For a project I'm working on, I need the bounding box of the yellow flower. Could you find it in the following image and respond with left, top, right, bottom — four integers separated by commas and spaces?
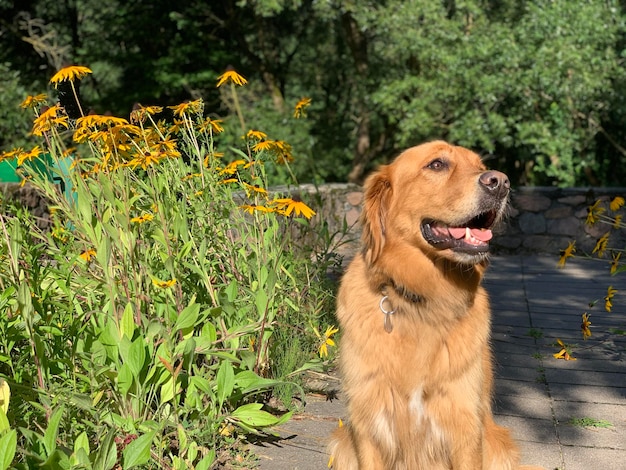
17, 146, 44, 165
216, 69, 248, 88
240, 204, 272, 215
32, 104, 67, 136
553, 338, 576, 361
130, 105, 163, 124
252, 140, 277, 153
246, 129, 267, 141
293, 97, 312, 118
0, 148, 22, 163
273, 198, 316, 219
152, 278, 176, 288
613, 214, 623, 229
20, 93, 48, 109
586, 199, 605, 226
605, 285, 617, 312
592, 232, 610, 258
581, 313, 592, 340
220, 178, 238, 185
610, 196, 624, 212
272, 140, 294, 164
128, 150, 165, 170
168, 99, 203, 117
130, 213, 154, 224
197, 117, 224, 134
610, 252, 622, 274
79, 249, 96, 262
219, 159, 246, 175
315, 325, 339, 358
243, 182, 268, 196
49, 65, 92, 86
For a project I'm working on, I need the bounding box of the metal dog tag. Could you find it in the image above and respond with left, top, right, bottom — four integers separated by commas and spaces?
379, 295, 396, 334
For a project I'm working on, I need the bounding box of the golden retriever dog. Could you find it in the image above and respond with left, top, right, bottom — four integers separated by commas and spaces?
329, 141, 543, 470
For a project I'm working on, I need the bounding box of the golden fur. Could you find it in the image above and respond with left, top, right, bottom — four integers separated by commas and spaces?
329, 141, 544, 470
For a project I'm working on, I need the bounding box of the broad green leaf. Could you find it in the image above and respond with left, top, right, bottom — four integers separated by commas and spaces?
122, 431, 155, 469
117, 363, 134, 395
0, 379, 9, 415
174, 303, 200, 332
160, 376, 180, 405
0, 430, 17, 470
120, 302, 135, 339
74, 431, 90, 455
230, 403, 292, 428
126, 337, 146, 379
254, 288, 269, 320
93, 431, 117, 470
0, 410, 9, 434
235, 370, 286, 394
195, 451, 215, 470
43, 405, 64, 457
216, 360, 234, 407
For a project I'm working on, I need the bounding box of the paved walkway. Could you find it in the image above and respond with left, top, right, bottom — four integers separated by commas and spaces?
251, 255, 626, 470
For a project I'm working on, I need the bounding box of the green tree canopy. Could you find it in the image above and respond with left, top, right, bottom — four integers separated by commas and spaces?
1, 0, 625, 186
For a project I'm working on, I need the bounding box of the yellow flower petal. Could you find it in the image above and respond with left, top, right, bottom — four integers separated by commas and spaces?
50, 65, 92, 86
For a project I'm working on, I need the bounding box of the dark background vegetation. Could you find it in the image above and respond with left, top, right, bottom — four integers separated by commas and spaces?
2, 0, 626, 187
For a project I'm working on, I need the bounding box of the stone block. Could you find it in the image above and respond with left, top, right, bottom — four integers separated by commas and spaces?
512, 193, 552, 212
546, 216, 580, 236
518, 212, 546, 234
345, 191, 363, 207
544, 206, 572, 219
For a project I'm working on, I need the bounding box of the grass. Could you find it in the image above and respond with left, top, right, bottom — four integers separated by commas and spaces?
568, 417, 613, 429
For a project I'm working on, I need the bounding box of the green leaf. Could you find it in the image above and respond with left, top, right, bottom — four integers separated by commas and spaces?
122, 431, 155, 469
254, 288, 269, 320
0, 410, 9, 434
0, 429, 16, 470
43, 405, 64, 457
175, 303, 200, 332
93, 431, 117, 470
216, 360, 234, 407
230, 403, 292, 429
126, 337, 146, 379
74, 431, 90, 455
120, 302, 135, 339
195, 451, 215, 470
117, 363, 134, 396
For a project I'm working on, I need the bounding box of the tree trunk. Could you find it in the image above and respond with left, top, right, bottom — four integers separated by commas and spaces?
342, 12, 376, 184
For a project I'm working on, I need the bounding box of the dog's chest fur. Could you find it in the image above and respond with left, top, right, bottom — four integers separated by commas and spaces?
337, 255, 491, 454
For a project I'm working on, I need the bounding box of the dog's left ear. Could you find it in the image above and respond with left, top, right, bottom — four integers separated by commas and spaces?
361, 166, 392, 265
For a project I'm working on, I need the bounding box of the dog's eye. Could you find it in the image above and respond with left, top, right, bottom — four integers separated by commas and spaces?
426, 158, 448, 171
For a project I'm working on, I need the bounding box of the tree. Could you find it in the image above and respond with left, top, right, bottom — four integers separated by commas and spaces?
1, 0, 626, 186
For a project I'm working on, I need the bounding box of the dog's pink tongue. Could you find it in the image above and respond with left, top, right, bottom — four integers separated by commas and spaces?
449, 227, 493, 242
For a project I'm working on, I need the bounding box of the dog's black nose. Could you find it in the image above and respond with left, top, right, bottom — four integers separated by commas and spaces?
479, 171, 510, 198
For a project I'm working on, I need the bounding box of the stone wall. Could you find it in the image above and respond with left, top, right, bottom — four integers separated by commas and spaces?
298, 183, 626, 256
3, 182, 625, 256
0, 183, 51, 229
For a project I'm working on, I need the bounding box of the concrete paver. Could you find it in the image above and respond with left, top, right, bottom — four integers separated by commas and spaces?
251, 255, 626, 469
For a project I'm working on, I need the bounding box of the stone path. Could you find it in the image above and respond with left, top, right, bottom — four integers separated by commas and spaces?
250, 255, 626, 470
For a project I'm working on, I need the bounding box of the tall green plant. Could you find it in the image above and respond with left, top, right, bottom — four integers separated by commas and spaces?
0, 65, 338, 469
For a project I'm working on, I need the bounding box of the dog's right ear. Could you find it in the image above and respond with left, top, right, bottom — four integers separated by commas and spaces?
361, 165, 392, 265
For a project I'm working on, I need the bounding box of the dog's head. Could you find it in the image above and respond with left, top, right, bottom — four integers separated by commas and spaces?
361, 140, 509, 266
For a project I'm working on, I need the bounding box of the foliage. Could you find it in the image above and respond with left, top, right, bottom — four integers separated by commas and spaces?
2, 1, 626, 186
0, 67, 339, 468
0, 63, 32, 154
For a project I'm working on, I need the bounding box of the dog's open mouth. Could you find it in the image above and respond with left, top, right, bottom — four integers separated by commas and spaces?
421, 210, 498, 253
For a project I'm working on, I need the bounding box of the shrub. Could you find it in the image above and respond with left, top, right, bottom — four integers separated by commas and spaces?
0, 66, 339, 469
